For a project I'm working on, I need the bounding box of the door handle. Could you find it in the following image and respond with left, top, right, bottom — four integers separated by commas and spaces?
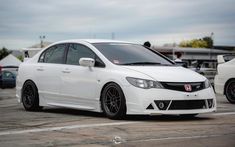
37, 69, 44, 71
62, 70, 71, 73
36, 66, 44, 71
62, 68, 71, 73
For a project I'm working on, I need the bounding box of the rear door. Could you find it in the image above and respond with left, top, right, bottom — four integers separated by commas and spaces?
35, 44, 67, 103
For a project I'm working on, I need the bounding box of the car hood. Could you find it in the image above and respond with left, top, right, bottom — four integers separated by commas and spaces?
122, 66, 206, 82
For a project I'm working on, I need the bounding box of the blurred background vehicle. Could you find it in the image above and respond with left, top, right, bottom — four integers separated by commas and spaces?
0, 66, 18, 89
154, 46, 235, 86
214, 55, 235, 103
189, 60, 217, 86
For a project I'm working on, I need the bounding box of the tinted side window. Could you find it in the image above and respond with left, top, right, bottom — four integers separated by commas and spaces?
38, 51, 46, 62
39, 44, 66, 64
66, 44, 95, 65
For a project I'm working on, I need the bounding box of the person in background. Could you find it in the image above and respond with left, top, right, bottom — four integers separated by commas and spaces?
143, 41, 151, 48
24, 51, 29, 58
174, 52, 182, 62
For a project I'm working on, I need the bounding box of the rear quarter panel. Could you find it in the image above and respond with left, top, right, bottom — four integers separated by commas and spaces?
217, 61, 235, 83
16, 62, 37, 102
215, 59, 235, 94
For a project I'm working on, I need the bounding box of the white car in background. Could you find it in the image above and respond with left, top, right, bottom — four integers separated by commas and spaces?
16, 39, 216, 119
215, 55, 235, 103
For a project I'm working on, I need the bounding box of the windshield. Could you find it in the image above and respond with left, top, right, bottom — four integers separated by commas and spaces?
223, 55, 235, 62
93, 43, 173, 66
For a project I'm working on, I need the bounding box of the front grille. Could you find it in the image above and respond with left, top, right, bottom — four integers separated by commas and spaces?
161, 82, 204, 92
169, 100, 206, 110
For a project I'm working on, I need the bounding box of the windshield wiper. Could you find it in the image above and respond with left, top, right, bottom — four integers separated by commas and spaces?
119, 62, 161, 65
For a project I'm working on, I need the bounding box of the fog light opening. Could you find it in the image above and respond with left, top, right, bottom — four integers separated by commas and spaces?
159, 102, 165, 109
154, 100, 170, 110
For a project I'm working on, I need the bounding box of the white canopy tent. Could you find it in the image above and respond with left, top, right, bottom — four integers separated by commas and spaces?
0, 54, 22, 67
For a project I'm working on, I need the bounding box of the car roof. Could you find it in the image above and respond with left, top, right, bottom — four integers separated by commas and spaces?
54, 39, 134, 44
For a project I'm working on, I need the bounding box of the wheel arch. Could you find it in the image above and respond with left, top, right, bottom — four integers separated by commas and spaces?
224, 78, 235, 95
99, 81, 127, 110
100, 81, 119, 102
21, 79, 38, 101
99, 81, 127, 119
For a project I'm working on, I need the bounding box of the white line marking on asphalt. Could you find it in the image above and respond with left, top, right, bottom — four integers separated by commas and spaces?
213, 112, 235, 116
1, 112, 235, 136
0, 121, 137, 136
129, 134, 223, 143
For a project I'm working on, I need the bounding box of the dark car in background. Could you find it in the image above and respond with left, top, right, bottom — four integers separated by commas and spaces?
0, 66, 17, 89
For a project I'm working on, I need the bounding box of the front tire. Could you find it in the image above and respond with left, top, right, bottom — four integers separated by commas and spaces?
225, 80, 235, 104
22, 81, 42, 111
101, 83, 126, 119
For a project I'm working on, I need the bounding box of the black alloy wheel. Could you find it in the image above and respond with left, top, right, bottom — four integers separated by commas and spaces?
22, 81, 42, 111
225, 80, 235, 104
101, 83, 126, 119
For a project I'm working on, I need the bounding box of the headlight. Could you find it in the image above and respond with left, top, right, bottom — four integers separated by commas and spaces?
204, 79, 211, 88
126, 77, 164, 89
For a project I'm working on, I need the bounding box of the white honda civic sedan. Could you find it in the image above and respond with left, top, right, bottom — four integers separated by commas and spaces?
16, 39, 216, 119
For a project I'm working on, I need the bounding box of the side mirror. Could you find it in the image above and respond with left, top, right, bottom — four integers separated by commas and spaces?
174, 61, 188, 68
79, 58, 95, 67
217, 55, 225, 64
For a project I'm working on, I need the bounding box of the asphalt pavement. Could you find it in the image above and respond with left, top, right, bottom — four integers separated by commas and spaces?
0, 88, 235, 147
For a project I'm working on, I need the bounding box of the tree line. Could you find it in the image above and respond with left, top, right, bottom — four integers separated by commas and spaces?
0, 47, 12, 60
0, 47, 23, 61
179, 36, 213, 48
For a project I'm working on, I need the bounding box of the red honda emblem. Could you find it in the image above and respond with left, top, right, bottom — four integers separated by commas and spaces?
184, 84, 192, 92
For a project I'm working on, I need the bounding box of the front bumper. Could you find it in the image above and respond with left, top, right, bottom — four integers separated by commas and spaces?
123, 85, 216, 115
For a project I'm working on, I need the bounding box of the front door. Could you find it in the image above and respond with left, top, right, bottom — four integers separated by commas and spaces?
60, 43, 102, 109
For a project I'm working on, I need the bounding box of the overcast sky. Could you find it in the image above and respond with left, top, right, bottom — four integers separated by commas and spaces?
0, 0, 235, 49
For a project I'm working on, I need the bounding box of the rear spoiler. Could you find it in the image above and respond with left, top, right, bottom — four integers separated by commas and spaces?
0, 66, 18, 73
0, 66, 19, 69
217, 55, 225, 64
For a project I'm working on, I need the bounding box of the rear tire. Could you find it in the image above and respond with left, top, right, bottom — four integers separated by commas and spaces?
101, 83, 126, 119
225, 80, 235, 104
22, 81, 42, 111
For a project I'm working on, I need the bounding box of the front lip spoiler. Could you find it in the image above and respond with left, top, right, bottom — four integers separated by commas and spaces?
145, 108, 216, 116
